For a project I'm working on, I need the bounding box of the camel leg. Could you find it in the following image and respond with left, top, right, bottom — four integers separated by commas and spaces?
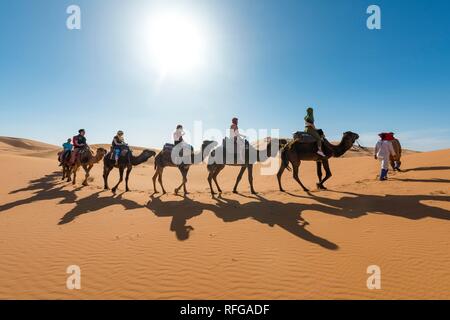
175, 167, 189, 195
125, 166, 132, 192
319, 159, 332, 189
82, 164, 93, 186
316, 161, 326, 190
207, 171, 216, 195
152, 169, 159, 194
233, 166, 247, 193
277, 162, 287, 192
66, 166, 72, 182
213, 171, 222, 193
103, 166, 113, 190
248, 164, 256, 194
292, 162, 309, 192
112, 166, 124, 193
158, 167, 167, 194
182, 168, 189, 195
174, 170, 183, 194
72, 165, 78, 185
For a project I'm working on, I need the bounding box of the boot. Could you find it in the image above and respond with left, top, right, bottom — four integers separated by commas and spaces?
380, 169, 388, 181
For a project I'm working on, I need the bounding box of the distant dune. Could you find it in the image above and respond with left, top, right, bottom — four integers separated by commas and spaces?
0, 136, 417, 161
0, 136, 448, 299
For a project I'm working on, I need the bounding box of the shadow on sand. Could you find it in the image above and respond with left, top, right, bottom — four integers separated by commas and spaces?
146, 193, 339, 249
402, 166, 450, 172
2, 167, 449, 249
0, 172, 76, 212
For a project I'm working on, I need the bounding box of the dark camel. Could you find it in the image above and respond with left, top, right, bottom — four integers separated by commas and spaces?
65, 147, 108, 186
206, 138, 288, 195
277, 131, 359, 192
152, 141, 217, 195
103, 149, 156, 193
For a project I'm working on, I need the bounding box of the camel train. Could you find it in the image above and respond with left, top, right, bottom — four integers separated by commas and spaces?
58, 131, 375, 196
58, 109, 402, 195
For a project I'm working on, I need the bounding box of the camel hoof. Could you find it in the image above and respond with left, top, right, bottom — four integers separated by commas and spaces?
251, 190, 257, 195
316, 184, 327, 190
303, 188, 310, 192
280, 189, 286, 192
233, 190, 238, 194
112, 188, 117, 193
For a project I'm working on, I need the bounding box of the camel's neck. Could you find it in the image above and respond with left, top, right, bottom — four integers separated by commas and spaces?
93, 153, 104, 164
131, 153, 149, 166
324, 138, 354, 158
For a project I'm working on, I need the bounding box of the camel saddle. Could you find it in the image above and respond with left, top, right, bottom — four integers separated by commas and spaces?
292, 129, 325, 143
163, 143, 193, 161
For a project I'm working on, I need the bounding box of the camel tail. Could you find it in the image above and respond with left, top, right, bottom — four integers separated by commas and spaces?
281, 148, 291, 171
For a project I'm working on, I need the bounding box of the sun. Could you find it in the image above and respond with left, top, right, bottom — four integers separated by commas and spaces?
145, 12, 207, 77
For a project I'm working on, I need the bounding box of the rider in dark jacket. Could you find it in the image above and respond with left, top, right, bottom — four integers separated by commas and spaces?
70, 129, 87, 164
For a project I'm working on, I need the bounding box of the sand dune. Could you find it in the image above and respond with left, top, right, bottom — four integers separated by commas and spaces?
0, 137, 449, 299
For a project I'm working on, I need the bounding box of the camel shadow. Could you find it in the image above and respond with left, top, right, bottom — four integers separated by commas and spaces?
391, 178, 450, 184
402, 166, 450, 173
58, 191, 143, 225
147, 195, 204, 241
308, 191, 450, 221
0, 172, 77, 213
146, 193, 339, 250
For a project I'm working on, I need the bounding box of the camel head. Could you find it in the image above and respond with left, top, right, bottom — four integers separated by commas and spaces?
141, 149, 157, 161
91, 147, 108, 164
342, 131, 360, 148
96, 147, 108, 157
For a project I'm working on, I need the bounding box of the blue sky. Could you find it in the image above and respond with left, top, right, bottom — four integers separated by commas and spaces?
1, 0, 449, 151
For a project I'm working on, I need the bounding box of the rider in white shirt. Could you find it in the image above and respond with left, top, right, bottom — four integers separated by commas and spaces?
173, 125, 185, 145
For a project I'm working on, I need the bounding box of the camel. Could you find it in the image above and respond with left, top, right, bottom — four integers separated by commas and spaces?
58, 151, 72, 181
277, 131, 359, 192
206, 138, 288, 195
103, 149, 156, 193
65, 147, 108, 186
390, 138, 402, 171
152, 141, 217, 195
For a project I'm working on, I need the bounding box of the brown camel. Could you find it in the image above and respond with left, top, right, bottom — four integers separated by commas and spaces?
66, 147, 108, 186
277, 131, 359, 192
103, 149, 156, 193
152, 141, 217, 195
206, 138, 288, 195
390, 138, 402, 171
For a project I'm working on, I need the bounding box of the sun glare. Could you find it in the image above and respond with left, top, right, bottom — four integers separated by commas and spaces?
145, 12, 207, 77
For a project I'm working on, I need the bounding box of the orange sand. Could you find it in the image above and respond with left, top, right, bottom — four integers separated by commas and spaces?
0, 137, 449, 299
